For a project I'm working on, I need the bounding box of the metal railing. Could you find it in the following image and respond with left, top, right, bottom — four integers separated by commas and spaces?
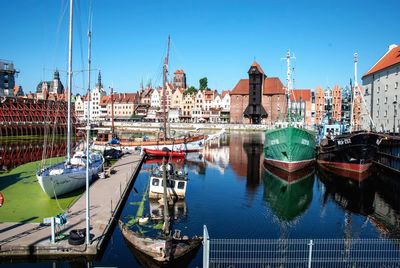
203, 226, 400, 268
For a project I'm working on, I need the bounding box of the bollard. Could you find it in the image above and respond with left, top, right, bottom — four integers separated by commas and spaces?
308, 239, 314, 268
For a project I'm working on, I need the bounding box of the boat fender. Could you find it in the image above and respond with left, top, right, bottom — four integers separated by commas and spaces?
0, 192, 4, 207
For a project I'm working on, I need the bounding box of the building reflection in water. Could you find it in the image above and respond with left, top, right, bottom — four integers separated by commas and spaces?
263, 163, 315, 223
317, 166, 400, 239
228, 132, 264, 197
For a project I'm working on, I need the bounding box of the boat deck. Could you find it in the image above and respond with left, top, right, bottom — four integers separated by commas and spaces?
0, 152, 144, 258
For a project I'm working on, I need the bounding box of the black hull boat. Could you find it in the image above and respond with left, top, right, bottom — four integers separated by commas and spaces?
317, 131, 382, 181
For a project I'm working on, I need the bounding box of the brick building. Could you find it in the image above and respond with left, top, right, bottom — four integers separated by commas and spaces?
230, 61, 286, 125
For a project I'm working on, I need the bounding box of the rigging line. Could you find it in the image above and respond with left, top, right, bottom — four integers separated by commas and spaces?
75, 0, 86, 94
53, 0, 69, 68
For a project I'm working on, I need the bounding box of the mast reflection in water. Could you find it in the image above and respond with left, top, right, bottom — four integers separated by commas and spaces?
2, 132, 400, 268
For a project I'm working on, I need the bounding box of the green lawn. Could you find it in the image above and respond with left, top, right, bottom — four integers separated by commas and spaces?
0, 157, 83, 223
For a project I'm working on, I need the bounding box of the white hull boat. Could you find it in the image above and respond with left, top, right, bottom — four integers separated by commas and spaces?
37, 152, 104, 198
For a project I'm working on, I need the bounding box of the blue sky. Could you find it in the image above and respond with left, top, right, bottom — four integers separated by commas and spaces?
3, 0, 398, 95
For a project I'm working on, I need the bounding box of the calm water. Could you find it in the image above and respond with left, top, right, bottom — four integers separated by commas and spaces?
1, 132, 400, 267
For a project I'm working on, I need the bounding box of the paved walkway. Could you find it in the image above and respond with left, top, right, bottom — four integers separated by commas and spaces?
0, 152, 143, 257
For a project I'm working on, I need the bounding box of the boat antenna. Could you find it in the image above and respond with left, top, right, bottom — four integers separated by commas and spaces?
162, 157, 170, 235
162, 35, 170, 141
66, 0, 74, 163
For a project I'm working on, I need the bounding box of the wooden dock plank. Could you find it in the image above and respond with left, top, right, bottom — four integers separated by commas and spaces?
0, 152, 143, 257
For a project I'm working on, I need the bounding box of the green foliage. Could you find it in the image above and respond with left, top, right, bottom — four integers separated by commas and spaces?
199, 77, 208, 90
185, 86, 197, 95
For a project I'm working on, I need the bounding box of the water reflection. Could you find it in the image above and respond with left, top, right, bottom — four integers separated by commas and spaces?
263, 164, 315, 222
0, 138, 68, 171
317, 166, 400, 239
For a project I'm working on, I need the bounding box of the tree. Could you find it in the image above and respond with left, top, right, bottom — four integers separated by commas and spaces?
185, 86, 197, 95
199, 77, 208, 91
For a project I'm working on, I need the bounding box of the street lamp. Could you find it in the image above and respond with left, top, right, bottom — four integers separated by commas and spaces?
393, 101, 397, 134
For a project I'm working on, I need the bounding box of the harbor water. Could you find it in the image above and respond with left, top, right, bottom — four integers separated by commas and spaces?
0, 131, 399, 267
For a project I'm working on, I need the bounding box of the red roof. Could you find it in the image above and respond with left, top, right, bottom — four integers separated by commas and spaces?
100, 96, 109, 105
221, 90, 230, 98
363, 45, 400, 77
231, 78, 284, 95
174, 69, 185, 74
250, 61, 265, 74
290, 89, 311, 102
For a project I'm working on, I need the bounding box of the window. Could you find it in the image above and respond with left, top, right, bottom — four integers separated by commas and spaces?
396, 82, 399, 89
385, 110, 388, 117
385, 84, 388, 91
178, 181, 185, 189
385, 97, 388, 104
377, 98, 380, 105
377, 86, 380, 94
386, 71, 389, 78
152, 178, 159, 186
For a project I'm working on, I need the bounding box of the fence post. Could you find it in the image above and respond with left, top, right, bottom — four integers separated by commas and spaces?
51, 217, 55, 243
203, 225, 210, 268
308, 239, 314, 268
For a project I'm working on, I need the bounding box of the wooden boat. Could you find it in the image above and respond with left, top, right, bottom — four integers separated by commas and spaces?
144, 148, 186, 158
119, 221, 202, 265
119, 38, 202, 265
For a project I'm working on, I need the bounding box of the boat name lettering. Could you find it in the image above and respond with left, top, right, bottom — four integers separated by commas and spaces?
270, 139, 280, 145
301, 139, 310, 145
337, 138, 351, 145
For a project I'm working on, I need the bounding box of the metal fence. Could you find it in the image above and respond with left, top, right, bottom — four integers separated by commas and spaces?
203, 226, 400, 268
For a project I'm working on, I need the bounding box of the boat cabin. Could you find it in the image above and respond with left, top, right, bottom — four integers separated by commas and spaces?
149, 166, 187, 200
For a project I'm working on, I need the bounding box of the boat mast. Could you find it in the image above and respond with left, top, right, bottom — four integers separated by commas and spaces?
66, 0, 74, 163
286, 50, 293, 125
85, 28, 92, 245
162, 35, 170, 141
162, 158, 170, 235
110, 87, 114, 135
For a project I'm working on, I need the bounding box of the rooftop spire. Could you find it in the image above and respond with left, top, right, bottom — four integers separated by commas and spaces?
97, 71, 102, 88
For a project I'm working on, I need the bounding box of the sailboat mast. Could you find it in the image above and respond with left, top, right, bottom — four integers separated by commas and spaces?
162, 35, 170, 141
286, 50, 292, 124
66, 0, 74, 163
162, 158, 170, 234
85, 29, 92, 245
350, 53, 357, 132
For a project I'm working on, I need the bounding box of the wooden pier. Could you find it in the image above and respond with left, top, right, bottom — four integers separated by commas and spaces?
0, 152, 143, 258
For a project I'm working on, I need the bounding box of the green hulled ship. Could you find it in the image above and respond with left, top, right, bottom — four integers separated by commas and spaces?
264, 50, 315, 172
264, 125, 315, 172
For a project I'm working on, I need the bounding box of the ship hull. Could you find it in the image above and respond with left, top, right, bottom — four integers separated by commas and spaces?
264, 127, 315, 172
37, 154, 104, 198
317, 131, 381, 181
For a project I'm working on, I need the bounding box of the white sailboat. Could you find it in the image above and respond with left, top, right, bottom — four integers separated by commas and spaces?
36, 0, 104, 198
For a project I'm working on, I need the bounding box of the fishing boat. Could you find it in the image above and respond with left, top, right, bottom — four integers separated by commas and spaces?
144, 148, 186, 158
148, 162, 188, 200
36, 0, 104, 198
317, 54, 382, 181
264, 50, 315, 172
119, 155, 201, 265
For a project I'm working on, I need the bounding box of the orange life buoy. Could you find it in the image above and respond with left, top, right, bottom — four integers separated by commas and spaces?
0, 192, 4, 207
